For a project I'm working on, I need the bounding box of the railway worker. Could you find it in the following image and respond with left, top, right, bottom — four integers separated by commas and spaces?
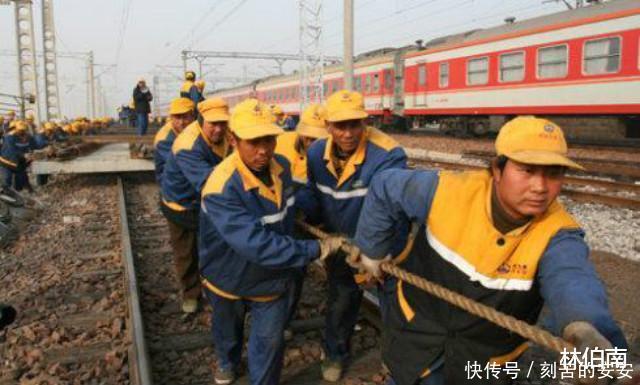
198, 98, 345, 385
270, 104, 294, 131
180, 71, 204, 107
350, 116, 632, 385
2, 111, 16, 133
274, 103, 329, 337
0, 121, 33, 192
53, 122, 69, 142
133, 78, 153, 136
302, 89, 407, 382
160, 97, 231, 314
153, 97, 195, 185
33, 122, 56, 186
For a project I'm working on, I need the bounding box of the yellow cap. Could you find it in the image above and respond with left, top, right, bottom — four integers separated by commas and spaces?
270, 104, 283, 115
7, 111, 15, 116
195, 80, 206, 92
43, 122, 55, 131
185, 71, 196, 81
168, 97, 195, 115
9, 121, 17, 129
495, 116, 584, 170
198, 98, 230, 123
25, 114, 34, 121
230, 99, 284, 140
326, 90, 368, 122
13, 121, 28, 133
62, 124, 72, 133
296, 104, 328, 139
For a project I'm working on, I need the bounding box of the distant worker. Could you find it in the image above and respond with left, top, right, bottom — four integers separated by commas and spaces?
153, 97, 195, 185
270, 104, 295, 131
198, 98, 345, 385
300, 90, 408, 382
351, 116, 634, 385
33, 122, 56, 185
133, 78, 153, 136
2, 111, 16, 133
180, 71, 204, 107
0, 121, 34, 192
160, 98, 231, 314
275, 103, 328, 338
25, 113, 36, 133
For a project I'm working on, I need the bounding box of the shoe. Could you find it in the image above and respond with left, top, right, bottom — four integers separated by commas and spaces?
321, 360, 343, 382
214, 368, 236, 385
181, 298, 198, 313
284, 328, 293, 342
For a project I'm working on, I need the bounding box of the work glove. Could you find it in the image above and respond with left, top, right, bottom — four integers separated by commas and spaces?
345, 244, 390, 280
563, 321, 639, 385
317, 236, 346, 262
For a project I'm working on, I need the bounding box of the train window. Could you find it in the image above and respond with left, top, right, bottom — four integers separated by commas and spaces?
583, 37, 621, 75
365, 74, 372, 93
354, 76, 362, 92
467, 57, 489, 85
323, 83, 329, 97
384, 70, 393, 91
418, 64, 427, 86
439, 62, 449, 88
499, 51, 525, 82
537, 45, 568, 79
373, 74, 380, 92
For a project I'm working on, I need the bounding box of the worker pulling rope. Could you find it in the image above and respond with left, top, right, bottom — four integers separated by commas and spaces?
296, 219, 575, 354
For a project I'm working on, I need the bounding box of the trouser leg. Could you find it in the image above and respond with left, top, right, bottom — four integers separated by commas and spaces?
286, 269, 305, 325
247, 295, 289, 385
206, 290, 245, 372
166, 219, 201, 301
324, 256, 363, 363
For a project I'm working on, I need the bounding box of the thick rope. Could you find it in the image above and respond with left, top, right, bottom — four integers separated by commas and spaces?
298, 220, 574, 353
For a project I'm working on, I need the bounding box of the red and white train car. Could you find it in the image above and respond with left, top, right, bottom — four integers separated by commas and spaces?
403, 0, 640, 138
209, 0, 640, 139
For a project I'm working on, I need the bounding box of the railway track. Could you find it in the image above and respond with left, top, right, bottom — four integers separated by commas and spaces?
118, 175, 384, 385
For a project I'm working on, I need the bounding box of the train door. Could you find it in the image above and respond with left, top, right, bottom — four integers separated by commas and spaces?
413, 61, 427, 107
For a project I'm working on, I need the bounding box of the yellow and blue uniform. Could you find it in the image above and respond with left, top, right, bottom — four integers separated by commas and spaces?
180, 80, 203, 106
0, 132, 34, 190
354, 169, 627, 385
199, 151, 320, 384
275, 131, 307, 186
160, 120, 229, 213
153, 121, 178, 185
302, 126, 407, 363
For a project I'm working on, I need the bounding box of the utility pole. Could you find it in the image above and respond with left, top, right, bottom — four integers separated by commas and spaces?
87, 51, 96, 118
12, 0, 41, 125
41, 0, 61, 120
298, 0, 324, 108
152, 75, 159, 118
343, 0, 354, 91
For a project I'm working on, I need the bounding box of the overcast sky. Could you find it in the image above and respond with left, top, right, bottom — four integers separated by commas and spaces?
0, 0, 568, 119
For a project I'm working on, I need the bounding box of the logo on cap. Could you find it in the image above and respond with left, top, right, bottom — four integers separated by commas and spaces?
253, 104, 262, 115
341, 93, 351, 102
543, 124, 555, 133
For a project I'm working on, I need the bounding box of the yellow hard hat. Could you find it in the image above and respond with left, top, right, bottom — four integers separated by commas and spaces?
7, 110, 15, 117
168, 97, 195, 115
198, 98, 230, 123
495, 116, 583, 170
270, 104, 283, 115
326, 90, 368, 122
185, 71, 196, 81
62, 124, 72, 133
297, 104, 328, 139
230, 99, 283, 140
195, 80, 206, 92
25, 114, 34, 122
43, 122, 55, 131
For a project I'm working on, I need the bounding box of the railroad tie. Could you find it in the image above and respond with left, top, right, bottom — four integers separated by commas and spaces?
296, 220, 575, 354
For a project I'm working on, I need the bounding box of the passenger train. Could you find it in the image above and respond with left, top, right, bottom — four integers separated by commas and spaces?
208, 0, 640, 139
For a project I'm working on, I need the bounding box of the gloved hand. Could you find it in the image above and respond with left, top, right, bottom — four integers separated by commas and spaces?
562, 321, 638, 385
317, 236, 346, 262
345, 245, 390, 280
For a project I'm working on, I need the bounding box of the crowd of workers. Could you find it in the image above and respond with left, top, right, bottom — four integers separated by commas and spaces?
151, 71, 636, 385
0, 112, 113, 192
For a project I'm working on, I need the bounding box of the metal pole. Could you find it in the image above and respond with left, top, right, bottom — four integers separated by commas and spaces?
343, 0, 354, 91
88, 51, 96, 119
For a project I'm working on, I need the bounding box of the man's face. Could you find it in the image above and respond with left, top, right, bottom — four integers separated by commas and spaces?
170, 112, 194, 133
202, 121, 228, 144
298, 135, 316, 152
493, 159, 566, 219
138, 81, 146, 88
328, 119, 365, 154
231, 135, 276, 172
